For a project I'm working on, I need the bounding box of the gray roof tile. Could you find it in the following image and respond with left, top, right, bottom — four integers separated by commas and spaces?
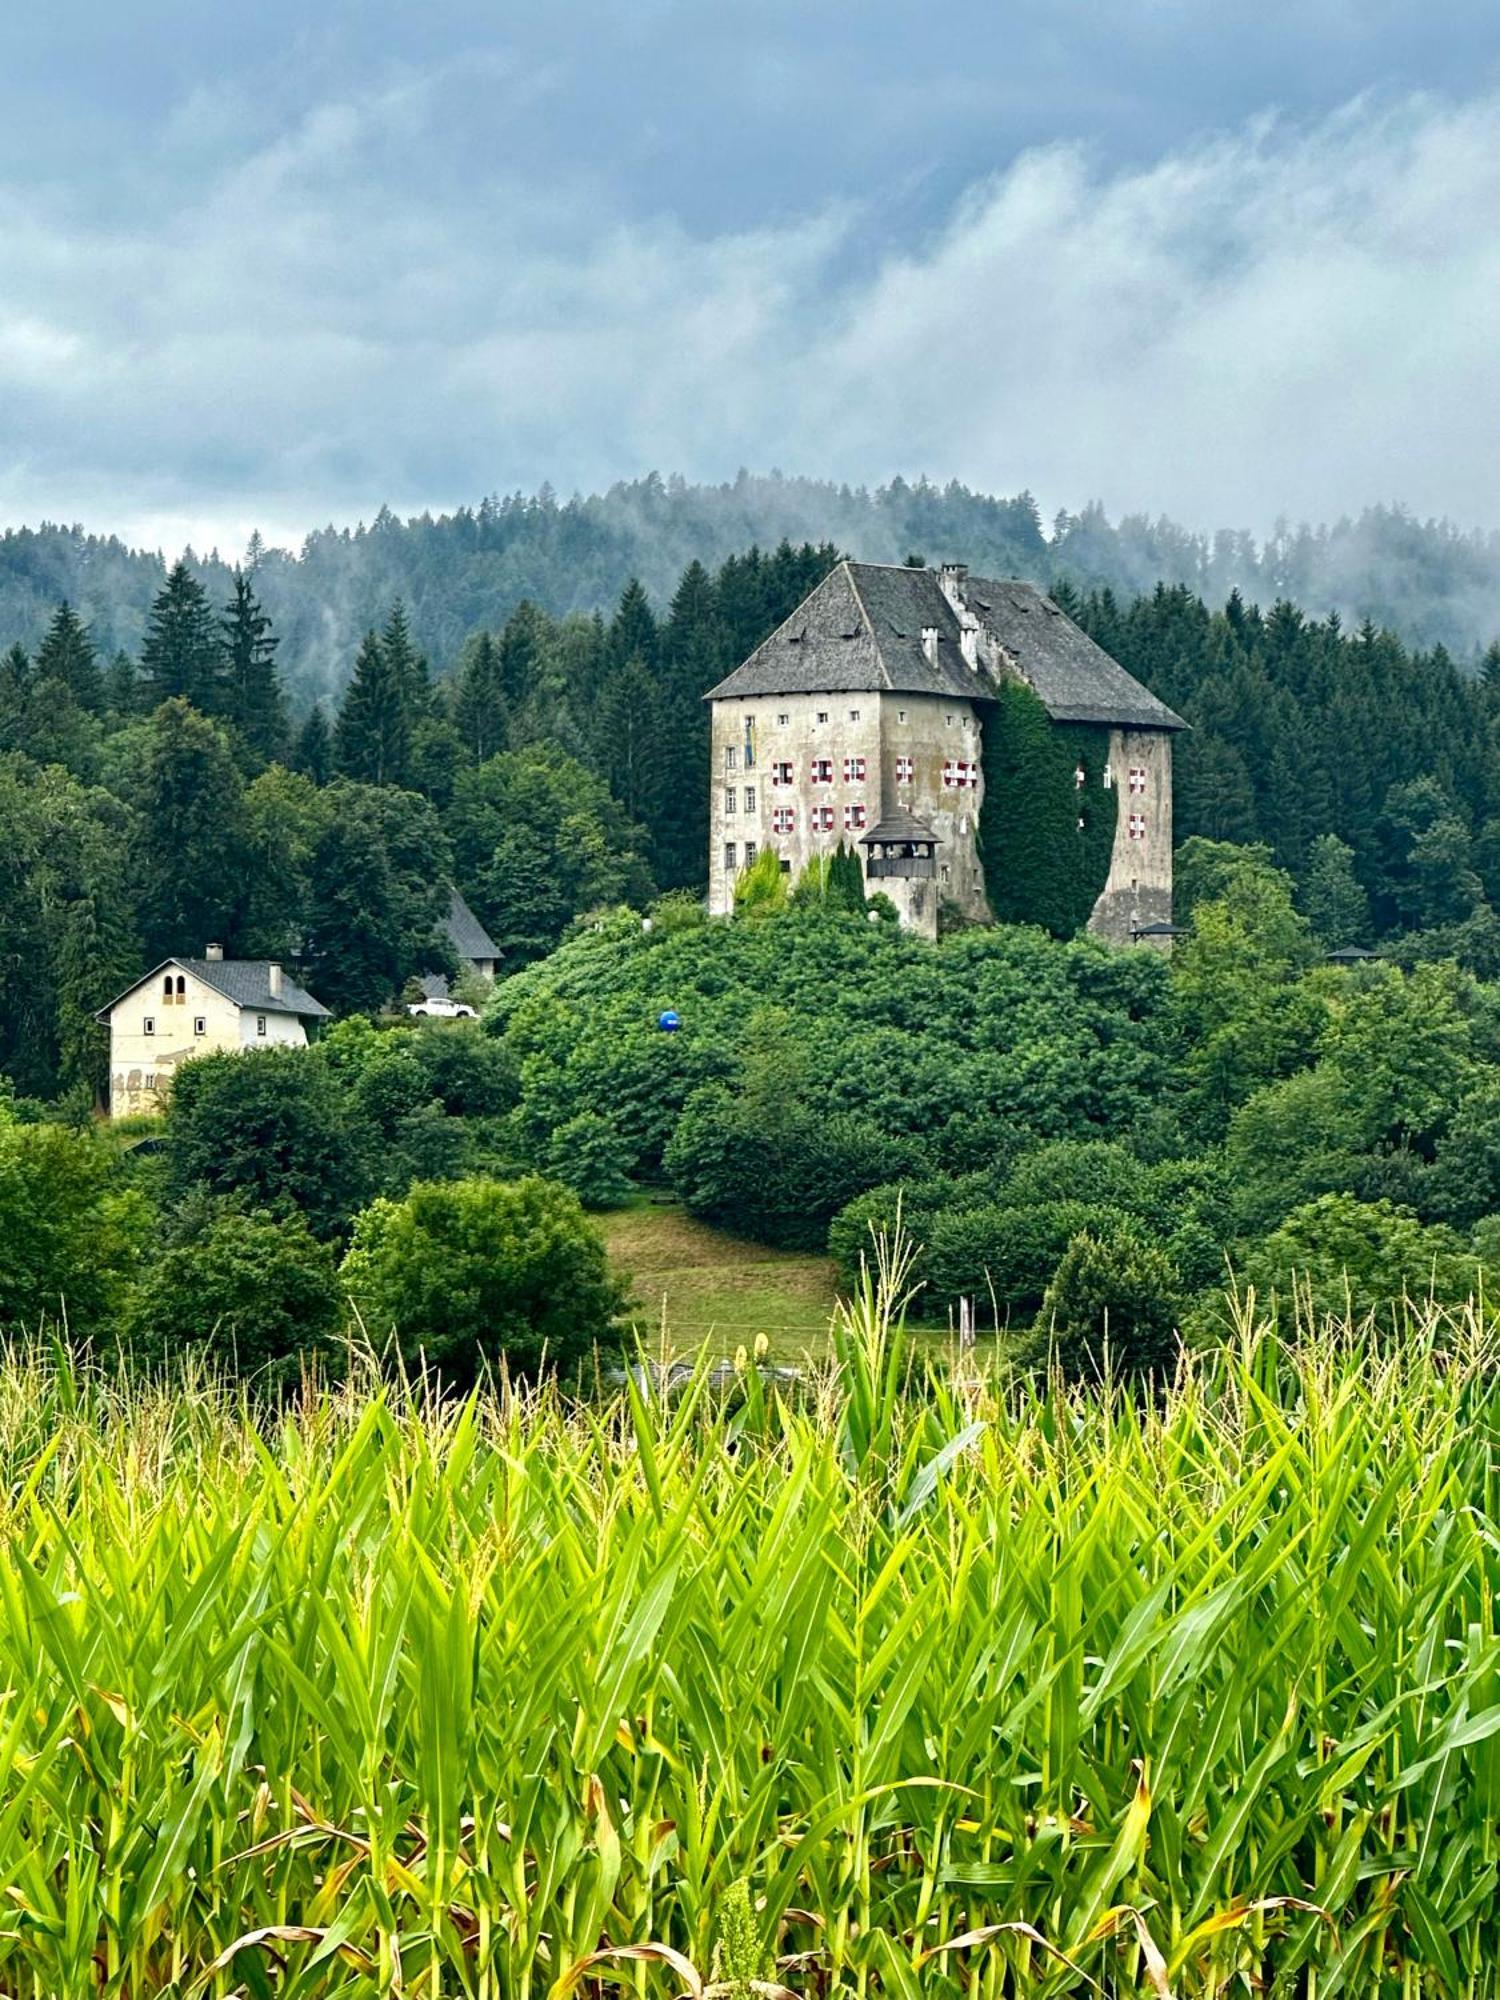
705, 561, 1185, 732
445, 887, 500, 963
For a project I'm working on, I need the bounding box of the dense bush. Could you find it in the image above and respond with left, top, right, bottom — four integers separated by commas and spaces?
121, 1208, 344, 1382
1242, 1192, 1481, 1326
0, 1114, 146, 1332
339, 1173, 626, 1381
1032, 1226, 1185, 1380
925, 1198, 1139, 1322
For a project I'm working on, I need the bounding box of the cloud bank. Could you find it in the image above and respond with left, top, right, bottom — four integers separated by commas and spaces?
2, 72, 1499, 554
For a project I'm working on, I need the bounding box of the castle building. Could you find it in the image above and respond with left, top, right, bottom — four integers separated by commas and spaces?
705, 561, 1185, 941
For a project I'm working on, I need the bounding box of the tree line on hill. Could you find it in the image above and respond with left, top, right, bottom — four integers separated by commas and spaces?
8, 475, 1500, 706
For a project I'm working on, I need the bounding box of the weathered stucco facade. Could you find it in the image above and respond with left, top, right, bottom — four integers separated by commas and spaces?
707, 689, 987, 937
1089, 727, 1175, 945
706, 561, 1185, 945
99, 954, 328, 1117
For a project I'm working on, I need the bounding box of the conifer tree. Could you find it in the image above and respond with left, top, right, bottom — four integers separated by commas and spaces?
379, 599, 431, 717
1301, 833, 1372, 949
34, 602, 103, 713
220, 568, 287, 769
335, 631, 410, 786
105, 651, 138, 718
139, 560, 225, 712
293, 705, 333, 784
453, 631, 508, 762
827, 841, 868, 913
607, 578, 658, 672
498, 601, 548, 707
134, 699, 246, 962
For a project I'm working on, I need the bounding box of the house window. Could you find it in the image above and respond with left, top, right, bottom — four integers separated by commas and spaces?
945, 713, 954, 727
811, 805, 835, 833
810, 758, 833, 785
848, 708, 861, 722
940, 865, 951, 885
777, 712, 789, 726
162, 976, 173, 1002
176, 975, 186, 999
1129, 767, 1148, 795
194, 1016, 206, 1036
843, 802, 867, 832
842, 755, 866, 784
143, 1015, 155, 1035
816, 710, 829, 724
772, 805, 796, 835
743, 785, 756, 812
1075, 764, 1087, 789
256, 1014, 267, 1036
743, 720, 756, 769
724, 787, 737, 815
744, 840, 757, 865
725, 745, 738, 771
1103, 766, 1113, 789
898, 709, 908, 723
942, 759, 978, 789
145, 1073, 156, 1091
772, 759, 794, 786
724, 843, 737, 872
1128, 812, 1147, 841
896, 754, 914, 785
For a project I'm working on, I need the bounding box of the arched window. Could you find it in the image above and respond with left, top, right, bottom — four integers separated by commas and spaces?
176, 974, 186, 999
163, 976, 174, 1003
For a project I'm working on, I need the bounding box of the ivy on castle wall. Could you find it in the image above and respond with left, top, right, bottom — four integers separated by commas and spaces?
979, 680, 1117, 936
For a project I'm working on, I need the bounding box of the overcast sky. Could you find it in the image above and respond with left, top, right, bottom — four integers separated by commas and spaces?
3, 2, 1499, 556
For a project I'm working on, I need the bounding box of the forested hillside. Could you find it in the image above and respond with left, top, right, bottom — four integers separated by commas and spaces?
7, 474, 1500, 704
10, 531, 1500, 1110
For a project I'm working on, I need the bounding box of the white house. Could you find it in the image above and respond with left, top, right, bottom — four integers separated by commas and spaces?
96, 944, 330, 1118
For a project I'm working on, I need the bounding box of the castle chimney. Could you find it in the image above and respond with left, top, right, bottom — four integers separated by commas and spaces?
267, 962, 283, 998
205, 942, 224, 962
939, 561, 969, 609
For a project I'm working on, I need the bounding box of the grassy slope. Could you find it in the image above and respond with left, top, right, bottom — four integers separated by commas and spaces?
599, 1197, 841, 1363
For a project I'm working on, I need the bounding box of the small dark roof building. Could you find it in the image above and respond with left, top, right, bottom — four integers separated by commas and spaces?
445, 888, 500, 971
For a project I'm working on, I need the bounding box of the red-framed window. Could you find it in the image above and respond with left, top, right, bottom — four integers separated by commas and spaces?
942, 759, 977, 789
842, 755, 866, 784
843, 802, 867, 832
771, 760, 794, 787
1128, 811, 1147, 840
810, 758, 834, 785
895, 754, 914, 785
811, 804, 835, 833
1129, 767, 1148, 795
772, 805, 796, 835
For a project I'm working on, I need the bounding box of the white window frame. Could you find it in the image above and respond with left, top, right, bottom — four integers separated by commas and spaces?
143, 1015, 155, 1035
194, 1015, 206, 1036
725, 787, 737, 815
743, 784, 756, 812
725, 744, 738, 770
256, 1014, 267, 1036
810, 758, 834, 785
724, 842, 737, 872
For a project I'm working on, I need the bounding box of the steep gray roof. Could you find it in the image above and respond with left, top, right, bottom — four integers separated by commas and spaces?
444, 887, 500, 964
705, 561, 1185, 732
96, 958, 330, 1022
960, 575, 1186, 731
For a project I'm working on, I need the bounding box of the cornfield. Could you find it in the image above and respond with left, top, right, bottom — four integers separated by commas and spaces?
0, 1262, 1495, 1997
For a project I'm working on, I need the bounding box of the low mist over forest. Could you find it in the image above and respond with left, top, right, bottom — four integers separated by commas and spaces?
6, 472, 1500, 705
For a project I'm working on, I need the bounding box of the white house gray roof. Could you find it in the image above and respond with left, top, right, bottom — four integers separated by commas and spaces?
445, 887, 500, 963
705, 561, 1185, 732
96, 957, 330, 1022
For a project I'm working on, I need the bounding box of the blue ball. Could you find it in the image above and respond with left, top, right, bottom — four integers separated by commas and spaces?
657, 1010, 681, 1032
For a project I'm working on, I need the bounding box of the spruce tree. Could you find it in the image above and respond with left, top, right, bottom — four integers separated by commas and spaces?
34, 602, 103, 713
220, 568, 287, 769
293, 705, 333, 784
498, 601, 548, 707
453, 631, 508, 762
335, 632, 410, 787
607, 578, 658, 672
1301, 833, 1372, 949
105, 651, 138, 718
380, 599, 431, 717
139, 560, 225, 712
134, 699, 246, 962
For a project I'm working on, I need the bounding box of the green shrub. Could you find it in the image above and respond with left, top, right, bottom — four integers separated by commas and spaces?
926, 1198, 1137, 1321
0, 1116, 148, 1333
340, 1173, 627, 1382
122, 1209, 343, 1383
1032, 1226, 1184, 1381
1243, 1192, 1482, 1325
543, 1111, 635, 1209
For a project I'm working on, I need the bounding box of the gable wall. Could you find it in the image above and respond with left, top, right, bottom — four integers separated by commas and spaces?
106, 967, 307, 1116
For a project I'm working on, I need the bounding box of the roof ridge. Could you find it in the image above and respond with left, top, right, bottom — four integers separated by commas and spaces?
845, 565, 893, 691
